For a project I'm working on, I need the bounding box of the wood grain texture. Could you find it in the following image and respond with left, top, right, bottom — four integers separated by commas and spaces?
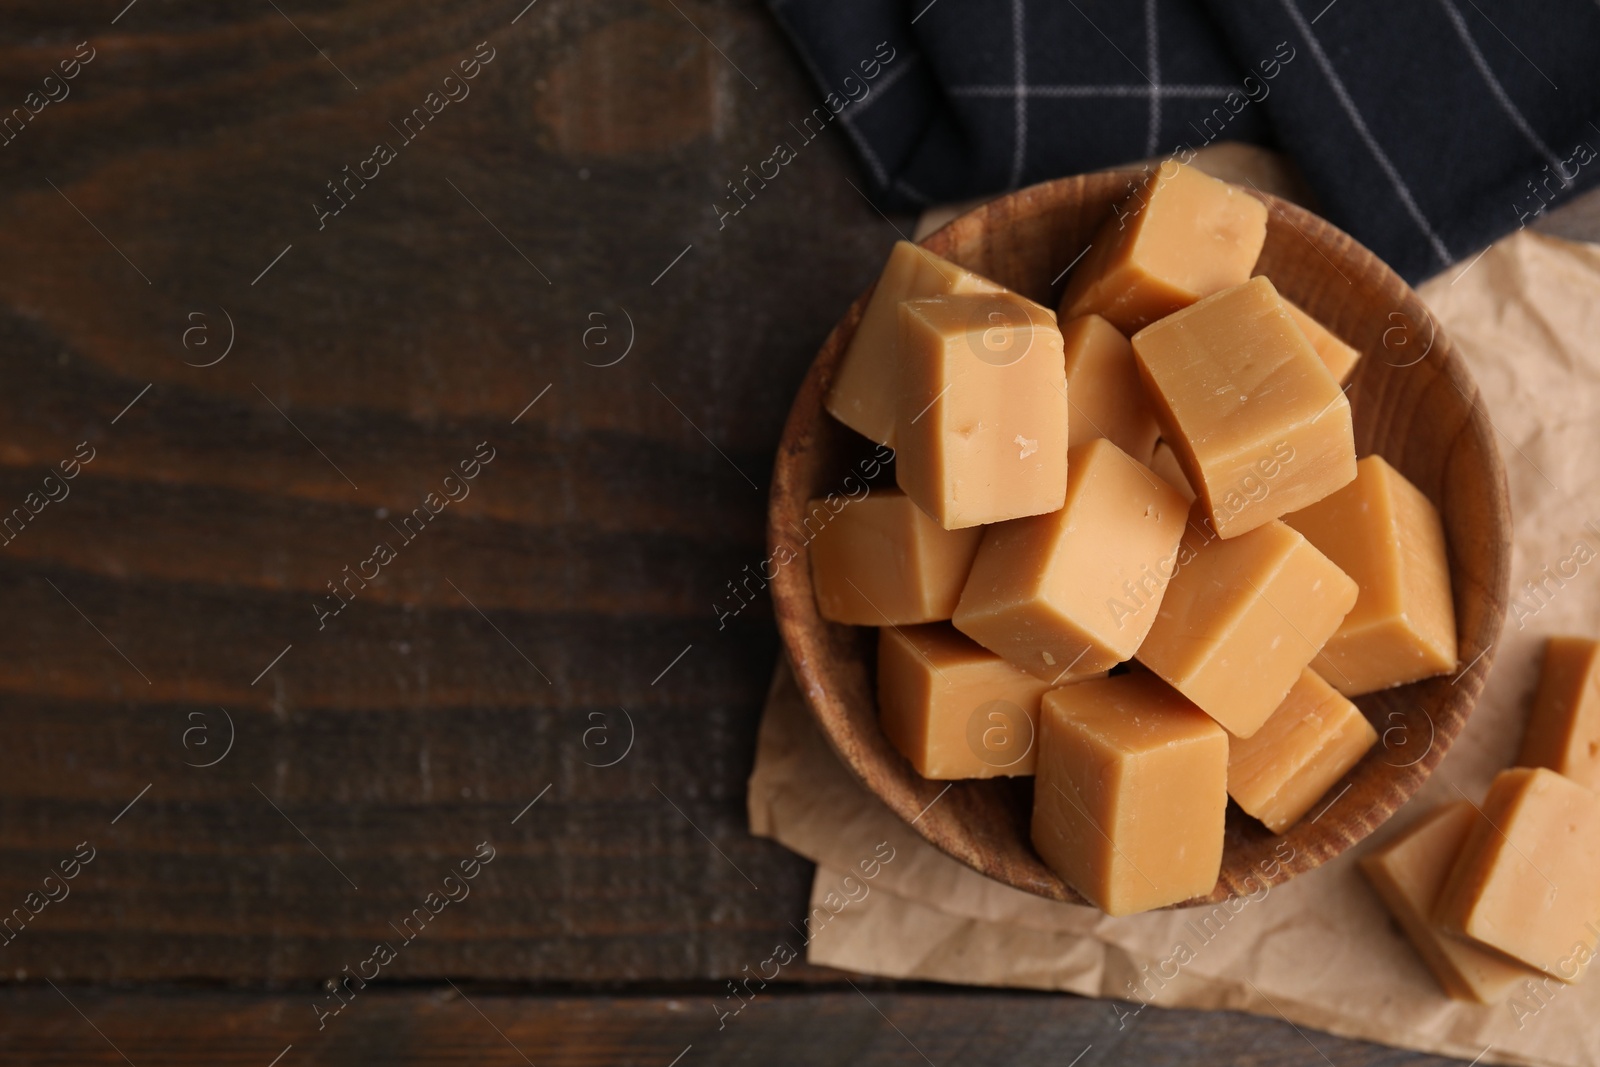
0, 986, 1466, 1066
770, 171, 1512, 905
0, 0, 1531, 1062
0, 0, 903, 983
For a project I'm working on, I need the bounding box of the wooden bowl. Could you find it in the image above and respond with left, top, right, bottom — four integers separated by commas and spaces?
768, 169, 1512, 905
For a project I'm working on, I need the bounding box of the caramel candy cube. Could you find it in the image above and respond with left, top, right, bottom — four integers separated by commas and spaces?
1059, 160, 1267, 333
1137, 519, 1358, 738
1518, 636, 1600, 791
827, 241, 1007, 446
1281, 294, 1361, 385
1285, 455, 1457, 696
895, 293, 1068, 529
808, 489, 983, 626
1359, 802, 1544, 1003
954, 439, 1189, 681
1132, 276, 1357, 539
878, 624, 1057, 779
1227, 669, 1376, 832
1031, 672, 1229, 915
1060, 314, 1160, 461
1148, 440, 1195, 502
1435, 768, 1600, 980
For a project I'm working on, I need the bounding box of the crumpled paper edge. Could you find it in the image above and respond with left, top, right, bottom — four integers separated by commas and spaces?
748, 229, 1600, 1067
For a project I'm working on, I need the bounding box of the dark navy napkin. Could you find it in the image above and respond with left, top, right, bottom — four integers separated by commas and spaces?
765, 0, 1600, 282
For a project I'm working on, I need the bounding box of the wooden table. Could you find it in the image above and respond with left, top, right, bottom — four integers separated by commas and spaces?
3, 2, 1594, 1063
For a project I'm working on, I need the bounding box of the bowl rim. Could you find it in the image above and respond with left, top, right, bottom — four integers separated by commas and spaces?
766, 167, 1512, 907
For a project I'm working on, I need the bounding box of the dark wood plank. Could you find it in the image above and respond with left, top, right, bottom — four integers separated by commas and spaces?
0, 0, 895, 982
0, 0, 1519, 1059
0, 987, 1466, 1066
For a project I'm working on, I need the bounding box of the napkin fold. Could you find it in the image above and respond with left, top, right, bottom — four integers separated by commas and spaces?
765, 0, 1600, 282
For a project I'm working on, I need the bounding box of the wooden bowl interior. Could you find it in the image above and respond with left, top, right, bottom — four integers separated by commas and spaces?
768, 170, 1512, 905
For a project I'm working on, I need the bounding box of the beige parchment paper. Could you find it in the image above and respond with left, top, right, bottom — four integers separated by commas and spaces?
747, 229, 1600, 1067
